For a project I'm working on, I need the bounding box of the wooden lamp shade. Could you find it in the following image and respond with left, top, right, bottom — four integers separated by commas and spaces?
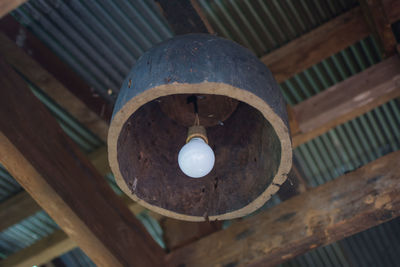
108, 34, 292, 221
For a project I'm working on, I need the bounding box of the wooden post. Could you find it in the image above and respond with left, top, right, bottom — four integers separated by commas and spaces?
0, 59, 165, 266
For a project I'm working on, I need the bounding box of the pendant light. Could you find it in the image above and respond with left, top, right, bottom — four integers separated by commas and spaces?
108, 34, 292, 221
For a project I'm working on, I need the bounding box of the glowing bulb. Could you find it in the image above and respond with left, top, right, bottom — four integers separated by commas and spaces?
178, 138, 215, 178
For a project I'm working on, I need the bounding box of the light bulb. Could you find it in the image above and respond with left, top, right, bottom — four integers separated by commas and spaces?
178, 137, 215, 178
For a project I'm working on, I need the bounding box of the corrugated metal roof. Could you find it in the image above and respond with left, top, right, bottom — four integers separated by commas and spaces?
0, 165, 21, 202
12, 0, 173, 101
1, 0, 399, 266
339, 217, 400, 267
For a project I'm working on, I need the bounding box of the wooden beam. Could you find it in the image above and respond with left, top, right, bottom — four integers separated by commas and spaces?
360, 0, 397, 57
0, 16, 112, 141
292, 55, 400, 147
0, 231, 75, 267
0, 0, 27, 18
287, 105, 301, 135
155, 0, 209, 34
261, 7, 370, 83
166, 150, 400, 267
87, 146, 110, 176
0, 191, 41, 232
0, 145, 161, 234
0, 148, 159, 265
0, 197, 162, 267
190, 0, 215, 34
161, 219, 222, 251
0, 145, 112, 232
0, 59, 165, 266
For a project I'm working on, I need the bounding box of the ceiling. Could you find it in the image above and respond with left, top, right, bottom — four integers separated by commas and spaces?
0, 0, 399, 266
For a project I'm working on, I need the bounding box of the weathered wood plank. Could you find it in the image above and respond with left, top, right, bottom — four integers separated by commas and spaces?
292, 55, 400, 147
360, 0, 397, 57
0, 230, 76, 267
166, 150, 400, 267
0, 59, 165, 266
261, 7, 370, 83
0, 0, 27, 18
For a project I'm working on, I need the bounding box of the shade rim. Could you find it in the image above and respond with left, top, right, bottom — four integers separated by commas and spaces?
108, 81, 292, 221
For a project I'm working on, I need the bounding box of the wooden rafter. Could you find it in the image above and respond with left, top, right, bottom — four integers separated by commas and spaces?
161, 219, 223, 251
292, 55, 400, 147
0, 231, 75, 267
190, 0, 215, 34
0, 0, 27, 18
261, 7, 370, 83
0, 144, 162, 233
0, 59, 165, 266
166, 150, 400, 267
0, 191, 41, 232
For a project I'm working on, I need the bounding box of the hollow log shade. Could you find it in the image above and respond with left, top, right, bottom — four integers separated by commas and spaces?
108, 34, 292, 221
